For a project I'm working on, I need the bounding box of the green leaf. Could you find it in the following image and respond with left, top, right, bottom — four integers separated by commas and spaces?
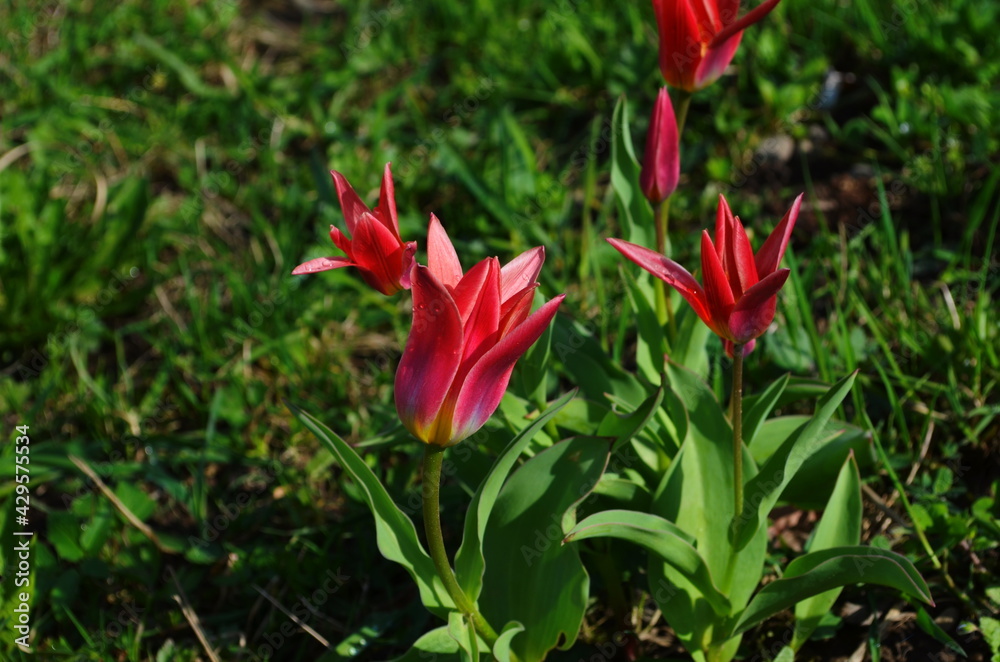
621, 265, 666, 383
448, 611, 479, 662
792, 453, 862, 650
774, 646, 795, 662
732, 371, 858, 550
383, 627, 461, 662
647, 362, 767, 657
670, 305, 712, 379
287, 403, 453, 616
749, 415, 872, 509
599, 387, 663, 453
455, 390, 576, 601
551, 316, 647, 404
565, 510, 730, 615
731, 546, 934, 637
480, 436, 611, 662
742, 373, 790, 447
48, 511, 85, 562
914, 606, 966, 657
493, 621, 526, 662
609, 94, 654, 246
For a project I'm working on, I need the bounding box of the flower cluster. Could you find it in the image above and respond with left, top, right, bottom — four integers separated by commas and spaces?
294, 166, 562, 447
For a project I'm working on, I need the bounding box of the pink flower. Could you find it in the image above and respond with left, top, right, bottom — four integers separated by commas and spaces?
609, 193, 802, 356
640, 87, 681, 206
293, 163, 416, 295
653, 0, 783, 91
395, 216, 564, 447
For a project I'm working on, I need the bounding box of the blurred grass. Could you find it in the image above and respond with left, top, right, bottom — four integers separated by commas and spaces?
0, 0, 998, 659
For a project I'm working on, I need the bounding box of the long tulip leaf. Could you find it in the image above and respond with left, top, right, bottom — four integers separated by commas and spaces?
287, 403, 453, 616
731, 371, 858, 550
564, 510, 731, 616
731, 546, 934, 637
454, 389, 576, 601
792, 453, 862, 649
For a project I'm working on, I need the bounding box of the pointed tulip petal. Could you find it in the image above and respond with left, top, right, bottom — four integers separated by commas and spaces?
714, 194, 736, 259
700, 231, 736, 335
398, 241, 417, 290
499, 285, 537, 334
728, 269, 789, 342
710, 0, 783, 47
352, 211, 408, 295
727, 215, 760, 297
695, 30, 742, 89
500, 246, 545, 304
755, 193, 803, 276
376, 162, 400, 239
448, 295, 564, 444
394, 266, 463, 443
608, 237, 714, 328
653, 0, 703, 90
331, 170, 372, 237
450, 258, 501, 366
291, 256, 354, 275
427, 214, 464, 289
330, 225, 353, 257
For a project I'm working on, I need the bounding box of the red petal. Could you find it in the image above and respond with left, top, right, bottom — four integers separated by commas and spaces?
728, 268, 789, 341
727, 213, 759, 298
330, 225, 353, 257
291, 256, 354, 275
695, 30, 743, 89
498, 285, 537, 336
450, 258, 501, 366
447, 295, 564, 445
500, 246, 545, 304
427, 214, 464, 289
653, 0, 703, 90
755, 193, 803, 276
351, 211, 407, 295
699, 231, 736, 337
710, 0, 782, 47
717, 0, 742, 27
608, 237, 714, 328
375, 162, 400, 240
331, 170, 373, 237
399, 241, 417, 290
394, 266, 464, 444
689, 0, 723, 36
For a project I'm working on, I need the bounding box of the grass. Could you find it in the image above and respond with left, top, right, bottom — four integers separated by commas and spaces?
1, 0, 998, 659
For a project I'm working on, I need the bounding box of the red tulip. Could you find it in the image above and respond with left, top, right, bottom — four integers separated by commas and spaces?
653, 0, 783, 91
395, 216, 564, 447
608, 193, 802, 356
292, 163, 417, 295
640, 87, 681, 206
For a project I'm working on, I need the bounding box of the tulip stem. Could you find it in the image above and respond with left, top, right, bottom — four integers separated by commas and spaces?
732, 345, 745, 518
421, 445, 502, 650
653, 200, 677, 341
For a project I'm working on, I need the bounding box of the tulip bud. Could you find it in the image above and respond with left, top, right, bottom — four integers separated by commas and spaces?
640, 87, 680, 206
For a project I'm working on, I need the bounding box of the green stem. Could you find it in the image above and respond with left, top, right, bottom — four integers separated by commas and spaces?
422, 445, 500, 648
732, 346, 745, 519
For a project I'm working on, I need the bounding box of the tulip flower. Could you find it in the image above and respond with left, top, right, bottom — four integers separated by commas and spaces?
609, 193, 802, 356
640, 87, 681, 206
293, 163, 417, 295
395, 216, 564, 447
653, 0, 783, 91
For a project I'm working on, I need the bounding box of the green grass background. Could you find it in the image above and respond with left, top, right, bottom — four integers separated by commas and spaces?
1, 0, 998, 659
